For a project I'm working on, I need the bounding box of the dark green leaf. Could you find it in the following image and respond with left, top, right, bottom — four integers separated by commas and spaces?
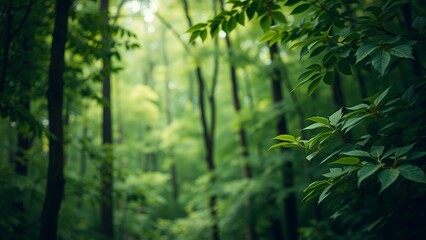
358, 164, 381, 187
370, 146, 385, 158
372, 50, 391, 76
187, 23, 207, 33
388, 45, 414, 59
373, 87, 390, 106
378, 169, 399, 193
399, 164, 426, 183
260, 15, 272, 31
310, 45, 326, 58
322, 71, 334, 85
331, 157, 360, 165
337, 58, 352, 75
344, 150, 371, 157
291, 3, 310, 15
412, 16, 426, 30
236, 12, 245, 25
307, 78, 321, 95
329, 108, 343, 126
355, 43, 378, 63
272, 11, 287, 23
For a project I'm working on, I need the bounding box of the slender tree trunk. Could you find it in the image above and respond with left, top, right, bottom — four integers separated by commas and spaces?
181, 1, 219, 239
217, 1, 256, 239
0, 0, 13, 94
269, 43, 298, 240
100, 0, 114, 238
39, 0, 71, 239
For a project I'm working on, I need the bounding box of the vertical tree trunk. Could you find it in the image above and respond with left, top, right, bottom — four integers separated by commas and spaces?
39, 0, 71, 239
217, 1, 256, 239
0, 0, 13, 94
181, 1, 219, 239
100, 0, 114, 238
269, 43, 298, 240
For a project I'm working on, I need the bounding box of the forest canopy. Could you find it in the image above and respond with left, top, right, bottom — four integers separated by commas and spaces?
0, 0, 425, 239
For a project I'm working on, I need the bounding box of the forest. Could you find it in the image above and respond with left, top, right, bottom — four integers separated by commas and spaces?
1, 0, 426, 239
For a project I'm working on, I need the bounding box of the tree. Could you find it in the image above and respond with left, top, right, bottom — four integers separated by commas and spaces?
100, 0, 114, 238
39, 0, 72, 239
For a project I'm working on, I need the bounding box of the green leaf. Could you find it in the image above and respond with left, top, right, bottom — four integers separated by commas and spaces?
307, 116, 329, 125
322, 71, 335, 85
378, 169, 399, 193
291, 3, 310, 15
388, 45, 414, 59
259, 31, 276, 43
399, 164, 426, 183
227, 17, 237, 32
189, 31, 200, 43
310, 45, 326, 58
318, 185, 332, 204
187, 23, 207, 33
331, 157, 360, 165
346, 103, 369, 111
373, 87, 390, 106
303, 122, 329, 130
344, 150, 371, 157
306, 151, 319, 161
272, 11, 286, 23
260, 15, 272, 31
356, 43, 378, 63
307, 78, 321, 95
273, 134, 296, 142
372, 50, 391, 76
412, 16, 426, 30
236, 12, 245, 25
394, 143, 416, 157
370, 146, 385, 158
337, 58, 352, 75
300, 45, 310, 59
358, 164, 382, 187
200, 29, 207, 41
285, 0, 299, 6
323, 168, 344, 178
329, 108, 343, 126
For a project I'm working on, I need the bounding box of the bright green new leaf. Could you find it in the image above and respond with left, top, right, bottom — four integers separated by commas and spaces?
273, 134, 296, 142
399, 164, 426, 183
388, 45, 414, 59
378, 169, 399, 193
331, 157, 360, 165
372, 50, 391, 75
355, 43, 378, 63
358, 164, 381, 187
307, 116, 329, 125
346, 103, 369, 111
303, 122, 329, 130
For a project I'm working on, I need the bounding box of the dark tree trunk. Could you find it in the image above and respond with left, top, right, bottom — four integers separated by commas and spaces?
269, 43, 298, 240
217, 1, 256, 239
181, 0, 219, 239
39, 0, 71, 239
100, 0, 114, 238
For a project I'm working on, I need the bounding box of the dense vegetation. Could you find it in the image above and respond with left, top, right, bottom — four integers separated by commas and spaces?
0, 0, 425, 239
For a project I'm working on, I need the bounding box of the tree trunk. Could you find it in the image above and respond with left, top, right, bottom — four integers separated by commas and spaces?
100, 0, 114, 238
269, 43, 298, 240
181, 1, 219, 239
39, 0, 71, 239
217, 1, 256, 239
